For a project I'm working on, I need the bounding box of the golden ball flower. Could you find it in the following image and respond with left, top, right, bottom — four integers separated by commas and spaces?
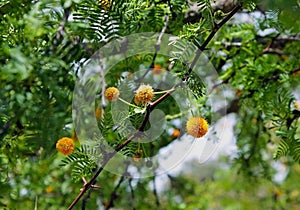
134, 84, 154, 104
56, 137, 75, 155
186, 116, 209, 138
105, 87, 120, 102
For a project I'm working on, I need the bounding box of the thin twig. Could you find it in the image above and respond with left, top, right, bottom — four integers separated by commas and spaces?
128, 178, 136, 210
81, 186, 92, 210
153, 175, 161, 209
186, 3, 242, 79
105, 163, 130, 209
100, 64, 107, 108
34, 195, 38, 210
67, 5, 241, 209
53, 6, 71, 46
135, 14, 169, 83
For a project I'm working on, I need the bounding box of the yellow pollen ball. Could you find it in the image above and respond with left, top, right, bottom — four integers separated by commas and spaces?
56, 137, 75, 155
105, 87, 120, 102
186, 117, 209, 138
134, 84, 154, 104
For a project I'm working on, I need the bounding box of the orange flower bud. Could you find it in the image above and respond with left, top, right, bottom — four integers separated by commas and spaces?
172, 129, 180, 138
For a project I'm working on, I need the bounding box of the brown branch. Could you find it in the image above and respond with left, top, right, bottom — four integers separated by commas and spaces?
128, 178, 136, 210
105, 164, 130, 209
291, 67, 300, 75
67, 5, 241, 209
81, 185, 93, 210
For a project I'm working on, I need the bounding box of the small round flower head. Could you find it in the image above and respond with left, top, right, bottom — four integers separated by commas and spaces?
56, 137, 75, 155
186, 116, 209, 138
134, 84, 154, 104
105, 87, 120, 102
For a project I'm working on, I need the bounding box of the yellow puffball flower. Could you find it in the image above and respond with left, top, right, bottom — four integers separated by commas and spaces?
186, 117, 209, 138
56, 137, 75, 155
105, 87, 120, 102
134, 84, 154, 104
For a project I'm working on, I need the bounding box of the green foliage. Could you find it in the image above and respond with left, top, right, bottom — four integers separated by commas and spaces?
0, 0, 299, 209
61, 146, 99, 182
161, 159, 300, 210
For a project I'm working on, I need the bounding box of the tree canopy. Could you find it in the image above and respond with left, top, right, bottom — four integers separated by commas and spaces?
0, 0, 299, 209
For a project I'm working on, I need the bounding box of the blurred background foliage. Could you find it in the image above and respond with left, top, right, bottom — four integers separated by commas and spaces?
0, 0, 299, 209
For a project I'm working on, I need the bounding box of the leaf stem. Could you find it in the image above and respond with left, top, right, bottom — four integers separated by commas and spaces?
118, 97, 140, 109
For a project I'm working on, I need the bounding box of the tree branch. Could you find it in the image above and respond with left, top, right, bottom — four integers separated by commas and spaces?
105, 164, 130, 209
128, 178, 136, 210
